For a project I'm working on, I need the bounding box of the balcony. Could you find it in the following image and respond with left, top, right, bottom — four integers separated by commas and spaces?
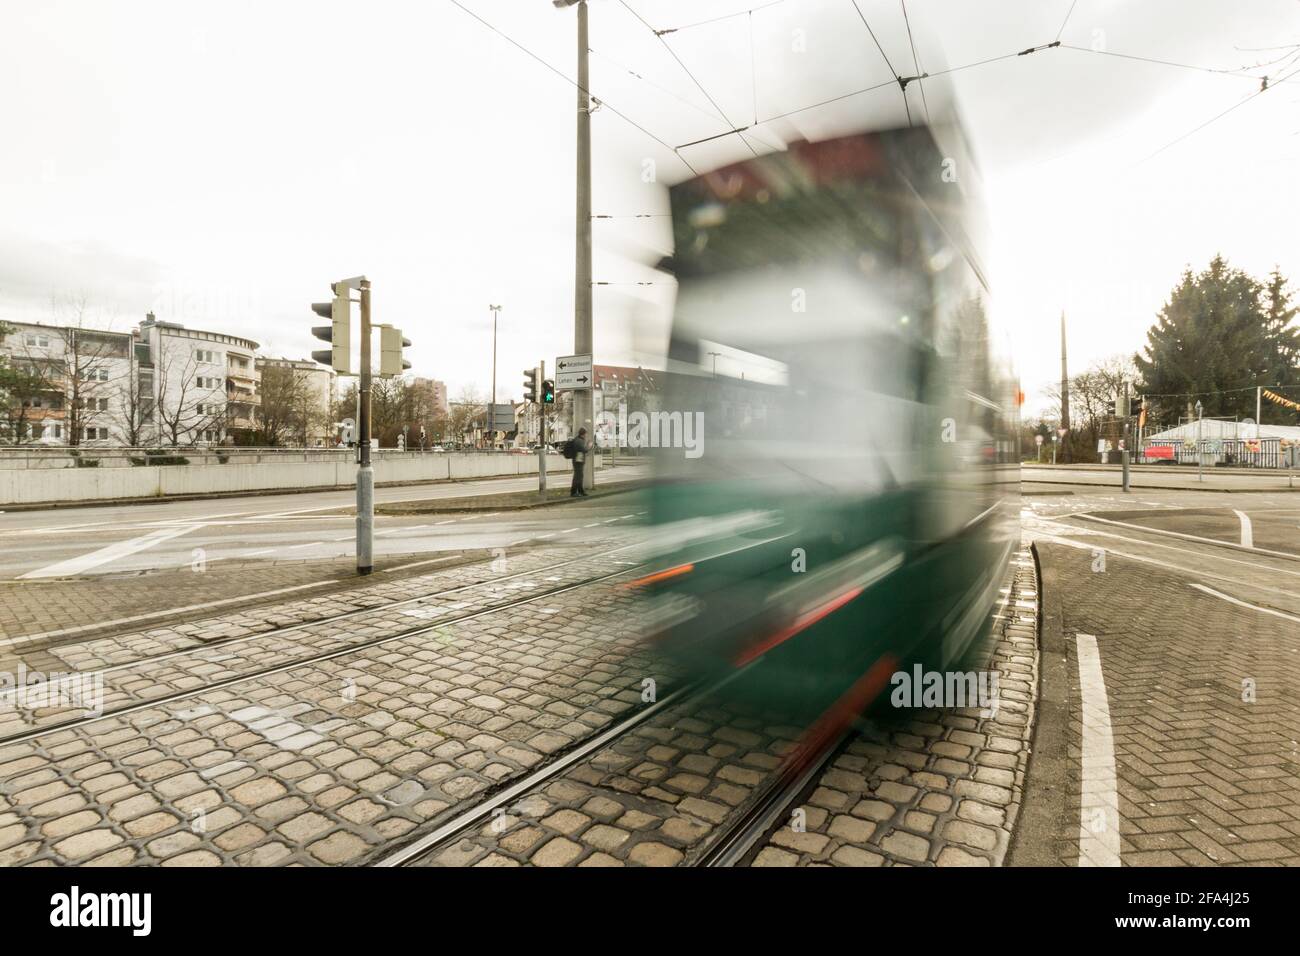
226, 363, 260, 388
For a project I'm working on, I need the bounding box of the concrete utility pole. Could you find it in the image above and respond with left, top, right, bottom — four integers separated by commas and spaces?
1059, 311, 1072, 464
489, 304, 501, 452
573, 0, 594, 490
357, 278, 374, 574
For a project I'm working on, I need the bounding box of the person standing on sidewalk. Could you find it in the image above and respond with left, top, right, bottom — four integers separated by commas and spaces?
569, 427, 590, 498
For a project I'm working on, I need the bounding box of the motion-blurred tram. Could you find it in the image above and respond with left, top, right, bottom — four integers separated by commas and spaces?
631, 122, 1021, 715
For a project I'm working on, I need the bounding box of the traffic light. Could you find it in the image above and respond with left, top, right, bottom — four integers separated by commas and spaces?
1106, 399, 1117, 417
1117, 393, 1131, 418
542, 379, 555, 404
379, 325, 411, 377
311, 284, 351, 374
523, 367, 538, 403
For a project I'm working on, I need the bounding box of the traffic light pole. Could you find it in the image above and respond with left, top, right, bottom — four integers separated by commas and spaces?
357, 279, 374, 575
539, 360, 548, 499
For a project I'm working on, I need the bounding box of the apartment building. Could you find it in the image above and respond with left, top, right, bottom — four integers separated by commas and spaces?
255, 356, 336, 445
410, 378, 450, 418
0, 320, 134, 444
134, 313, 260, 446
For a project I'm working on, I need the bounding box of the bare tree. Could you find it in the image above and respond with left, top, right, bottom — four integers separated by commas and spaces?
256, 364, 312, 446
154, 348, 223, 446
449, 386, 485, 448
0, 298, 127, 445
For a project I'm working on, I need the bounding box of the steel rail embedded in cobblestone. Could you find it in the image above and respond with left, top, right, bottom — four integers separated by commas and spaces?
696, 658, 900, 867
0, 561, 648, 749
697, 730, 850, 867
374, 679, 710, 866
53, 542, 643, 681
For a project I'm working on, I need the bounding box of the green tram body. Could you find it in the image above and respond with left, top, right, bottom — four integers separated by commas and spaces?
634, 126, 1021, 715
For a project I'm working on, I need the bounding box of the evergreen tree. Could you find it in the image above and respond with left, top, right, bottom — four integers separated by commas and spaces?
1263, 268, 1300, 391
1135, 255, 1296, 423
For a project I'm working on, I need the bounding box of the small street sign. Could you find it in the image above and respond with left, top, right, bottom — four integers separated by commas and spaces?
491, 403, 514, 430
556, 370, 592, 390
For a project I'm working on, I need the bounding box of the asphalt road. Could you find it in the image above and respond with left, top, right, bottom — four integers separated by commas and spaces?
0, 467, 649, 580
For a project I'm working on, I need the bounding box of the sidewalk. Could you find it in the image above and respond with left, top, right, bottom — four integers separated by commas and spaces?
1022, 466, 1298, 493
0, 550, 493, 653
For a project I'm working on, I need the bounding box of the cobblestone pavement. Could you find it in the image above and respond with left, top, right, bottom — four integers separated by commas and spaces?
415, 695, 810, 868
409, 548, 1038, 868
747, 547, 1038, 868
0, 553, 462, 649
1031, 536, 1300, 866
0, 543, 680, 866
0, 542, 645, 742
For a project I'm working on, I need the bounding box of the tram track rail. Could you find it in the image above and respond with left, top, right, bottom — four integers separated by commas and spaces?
34, 541, 641, 682
0, 553, 647, 748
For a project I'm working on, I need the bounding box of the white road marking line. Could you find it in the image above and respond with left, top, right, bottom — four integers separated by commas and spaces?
536, 533, 556, 539
1050, 518, 1300, 577
436, 520, 457, 525
1075, 633, 1121, 868
378, 554, 461, 574
1189, 583, 1300, 624
375, 525, 430, 537
242, 548, 276, 556
284, 541, 324, 550
1038, 533, 1300, 601
560, 528, 577, 534
19, 524, 199, 579
1232, 509, 1254, 548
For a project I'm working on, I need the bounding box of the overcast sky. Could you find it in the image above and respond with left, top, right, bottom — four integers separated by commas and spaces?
2, 0, 1297, 412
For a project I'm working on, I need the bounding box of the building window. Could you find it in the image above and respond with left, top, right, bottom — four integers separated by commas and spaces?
91, 368, 110, 382
83, 427, 108, 441
196, 376, 220, 389
23, 333, 51, 348
195, 349, 222, 364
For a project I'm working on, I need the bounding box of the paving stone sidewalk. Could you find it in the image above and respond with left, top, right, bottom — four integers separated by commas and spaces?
1036, 541, 1300, 866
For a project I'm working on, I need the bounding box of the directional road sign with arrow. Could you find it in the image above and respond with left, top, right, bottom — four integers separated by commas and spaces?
556, 353, 593, 391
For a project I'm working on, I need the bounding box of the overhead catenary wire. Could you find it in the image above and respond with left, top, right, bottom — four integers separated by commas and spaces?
1055, 0, 1078, 43
899, 0, 931, 127
447, 0, 698, 176
1137, 60, 1300, 164
619, 0, 767, 155
588, 47, 729, 123
1061, 43, 1276, 80
848, 0, 909, 125
652, 0, 787, 36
